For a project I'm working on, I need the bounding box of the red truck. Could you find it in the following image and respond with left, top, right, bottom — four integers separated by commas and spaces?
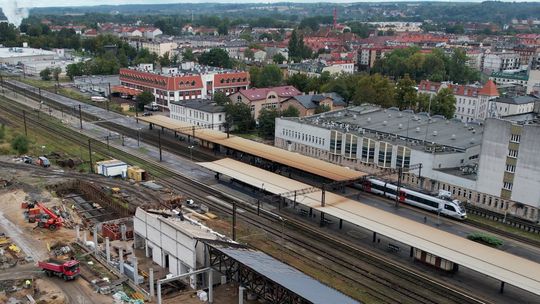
38, 259, 80, 280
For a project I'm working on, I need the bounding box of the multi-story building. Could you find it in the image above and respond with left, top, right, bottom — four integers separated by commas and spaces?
169, 99, 226, 131
513, 46, 539, 66
140, 41, 177, 57
358, 46, 400, 70
288, 60, 355, 77
119, 63, 249, 109
490, 69, 540, 94
482, 51, 521, 74
229, 86, 301, 120
476, 118, 540, 218
417, 80, 499, 122
492, 95, 538, 118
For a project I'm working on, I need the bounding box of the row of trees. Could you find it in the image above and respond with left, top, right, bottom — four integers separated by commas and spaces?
372, 47, 480, 84
286, 72, 456, 118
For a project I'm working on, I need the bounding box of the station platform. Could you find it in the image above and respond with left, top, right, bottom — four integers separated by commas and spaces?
199, 158, 540, 296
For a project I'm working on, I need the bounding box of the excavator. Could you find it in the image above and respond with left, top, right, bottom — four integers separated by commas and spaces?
28, 202, 64, 231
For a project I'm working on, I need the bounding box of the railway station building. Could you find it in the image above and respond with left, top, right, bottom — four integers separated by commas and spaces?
275, 105, 540, 221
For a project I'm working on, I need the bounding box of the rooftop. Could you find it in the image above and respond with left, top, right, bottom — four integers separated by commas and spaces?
170, 99, 225, 113
0, 47, 56, 59
205, 240, 358, 304
491, 71, 529, 81
285, 106, 484, 152
289, 93, 347, 109
239, 86, 301, 100
495, 95, 539, 105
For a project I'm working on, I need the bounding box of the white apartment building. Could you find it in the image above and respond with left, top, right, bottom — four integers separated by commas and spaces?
141, 41, 177, 57
169, 99, 226, 131
418, 80, 500, 123
477, 119, 540, 218
492, 95, 538, 117
482, 51, 521, 74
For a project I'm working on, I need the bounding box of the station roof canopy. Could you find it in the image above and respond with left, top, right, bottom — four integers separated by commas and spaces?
199, 158, 540, 296
204, 240, 359, 304
138, 115, 365, 181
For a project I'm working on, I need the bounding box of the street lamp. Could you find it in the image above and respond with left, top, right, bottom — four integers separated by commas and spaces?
188, 145, 194, 162
137, 128, 142, 147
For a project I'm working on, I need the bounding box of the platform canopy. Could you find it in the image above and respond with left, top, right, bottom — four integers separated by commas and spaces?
139, 115, 365, 181
199, 158, 540, 296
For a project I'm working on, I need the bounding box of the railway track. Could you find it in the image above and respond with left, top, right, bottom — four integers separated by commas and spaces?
0, 94, 487, 303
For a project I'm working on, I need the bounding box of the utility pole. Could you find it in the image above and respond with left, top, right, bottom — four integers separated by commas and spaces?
232, 201, 237, 241
22, 110, 27, 136
78, 105, 83, 129
395, 167, 403, 208
158, 131, 162, 162
107, 83, 111, 112
0, 75, 4, 94
88, 139, 94, 173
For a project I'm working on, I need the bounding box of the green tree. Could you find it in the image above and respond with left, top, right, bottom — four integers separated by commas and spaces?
321, 73, 361, 103
199, 48, 232, 68
286, 73, 311, 92
11, 134, 30, 155
257, 108, 280, 139
225, 102, 254, 132
259, 65, 283, 87
315, 104, 331, 114
416, 93, 432, 113
52, 67, 62, 82
430, 88, 456, 119
213, 92, 230, 105
66, 62, 85, 80
288, 30, 311, 61
40, 68, 52, 81
240, 32, 253, 42
273, 53, 286, 64
353, 74, 395, 108
217, 21, 229, 36
244, 49, 255, 61
395, 75, 417, 110
182, 48, 195, 62
281, 105, 300, 117
136, 91, 154, 111
159, 52, 171, 67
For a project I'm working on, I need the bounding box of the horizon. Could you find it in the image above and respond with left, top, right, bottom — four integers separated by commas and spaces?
9, 0, 540, 9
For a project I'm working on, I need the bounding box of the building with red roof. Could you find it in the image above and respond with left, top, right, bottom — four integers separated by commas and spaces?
229, 86, 302, 120
418, 80, 499, 122
119, 63, 249, 110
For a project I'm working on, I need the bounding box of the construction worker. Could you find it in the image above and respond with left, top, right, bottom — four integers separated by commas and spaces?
24, 280, 31, 289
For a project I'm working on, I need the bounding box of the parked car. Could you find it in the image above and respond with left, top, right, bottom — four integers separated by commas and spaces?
22, 156, 33, 164
37, 156, 50, 168
142, 112, 153, 116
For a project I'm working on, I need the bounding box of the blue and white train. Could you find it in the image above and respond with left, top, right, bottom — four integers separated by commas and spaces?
361, 178, 467, 220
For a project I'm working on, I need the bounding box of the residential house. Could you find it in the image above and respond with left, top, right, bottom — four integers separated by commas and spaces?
281, 93, 347, 117
229, 86, 301, 120
418, 80, 499, 122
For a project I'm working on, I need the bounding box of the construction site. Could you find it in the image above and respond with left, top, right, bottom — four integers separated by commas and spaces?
0, 156, 267, 304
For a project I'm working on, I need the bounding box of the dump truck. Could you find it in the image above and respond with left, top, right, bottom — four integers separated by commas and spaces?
38, 259, 80, 280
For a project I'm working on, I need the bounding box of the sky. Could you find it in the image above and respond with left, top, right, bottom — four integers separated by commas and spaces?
9, 0, 540, 8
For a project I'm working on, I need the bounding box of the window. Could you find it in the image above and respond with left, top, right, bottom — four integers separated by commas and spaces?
505, 164, 516, 173
508, 149, 519, 158
510, 134, 521, 143
444, 204, 456, 212
218, 114, 222, 121
503, 182, 513, 191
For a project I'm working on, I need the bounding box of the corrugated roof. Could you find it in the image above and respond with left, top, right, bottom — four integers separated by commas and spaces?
208, 242, 359, 304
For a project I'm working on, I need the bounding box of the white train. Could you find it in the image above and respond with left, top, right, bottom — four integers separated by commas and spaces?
361, 178, 467, 220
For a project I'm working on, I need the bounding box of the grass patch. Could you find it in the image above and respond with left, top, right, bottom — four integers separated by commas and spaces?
233, 131, 264, 142
467, 232, 504, 247
467, 214, 540, 243
58, 87, 92, 103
